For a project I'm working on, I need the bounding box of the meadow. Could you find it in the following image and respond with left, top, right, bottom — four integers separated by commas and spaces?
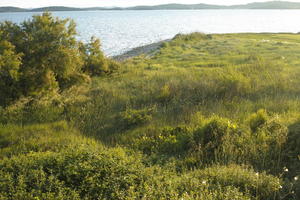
0, 13, 299, 199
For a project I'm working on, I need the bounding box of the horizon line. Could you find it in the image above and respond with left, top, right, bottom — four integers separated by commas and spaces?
0, 0, 295, 9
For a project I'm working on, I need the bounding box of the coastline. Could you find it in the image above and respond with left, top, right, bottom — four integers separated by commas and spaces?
112, 39, 170, 61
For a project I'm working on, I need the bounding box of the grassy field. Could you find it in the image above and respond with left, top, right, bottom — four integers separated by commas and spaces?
0, 32, 299, 199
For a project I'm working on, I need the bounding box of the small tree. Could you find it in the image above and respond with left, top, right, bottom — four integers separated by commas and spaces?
80, 37, 109, 76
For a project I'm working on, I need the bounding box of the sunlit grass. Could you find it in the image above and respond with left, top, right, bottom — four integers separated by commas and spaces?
1, 32, 299, 199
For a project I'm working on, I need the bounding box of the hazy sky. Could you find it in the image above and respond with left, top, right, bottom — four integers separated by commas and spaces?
1, 0, 300, 8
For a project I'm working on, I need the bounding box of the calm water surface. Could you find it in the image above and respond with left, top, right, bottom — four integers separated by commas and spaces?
1, 10, 300, 56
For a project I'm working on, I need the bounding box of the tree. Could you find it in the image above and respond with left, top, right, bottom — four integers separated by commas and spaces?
0, 37, 22, 106
0, 12, 118, 107
0, 12, 87, 98
80, 37, 120, 77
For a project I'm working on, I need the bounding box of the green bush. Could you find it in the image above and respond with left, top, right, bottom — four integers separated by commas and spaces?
133, 126, 193, 155
193, 116, 238, 165
243, 112, 288, 173
0, 39, 22, 106
0, 13, 119, 107
0, 148, 144, 200
189, 165, 281, 200
0, 121, 99, 158
249, 109, 269, 133
0, 96, 64, 125
0, 148, 256, 200
0, 13, 87, 99
119, 107, 153, 129
172, 32, 212, 42
80, 37, 120, 77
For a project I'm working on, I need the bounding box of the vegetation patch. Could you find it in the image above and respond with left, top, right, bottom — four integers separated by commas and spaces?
0, 13, 299, 199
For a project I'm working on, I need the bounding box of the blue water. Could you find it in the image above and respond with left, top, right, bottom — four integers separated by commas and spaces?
1, 10, 300, 56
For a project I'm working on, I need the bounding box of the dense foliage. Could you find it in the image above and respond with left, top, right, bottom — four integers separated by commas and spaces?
0, 14, 299, 199
0, 12, 117, 107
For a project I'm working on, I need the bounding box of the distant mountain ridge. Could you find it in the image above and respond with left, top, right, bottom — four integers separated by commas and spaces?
0, 7, 27, 12
1, 1, 300, 12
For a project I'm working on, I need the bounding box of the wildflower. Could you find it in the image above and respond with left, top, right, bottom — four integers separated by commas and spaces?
283, 167, 289, 172
255, 172, 259, 176
202, 180, 207, 185
279, 185, 283, 189
294, 176, 299, 181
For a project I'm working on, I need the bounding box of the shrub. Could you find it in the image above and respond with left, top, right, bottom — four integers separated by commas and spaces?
119, 107, 153, 129
193, 116, 238, 164
248, 109, 269, 133
173, 32, 212, 42
0, 96, 64, 125
0, 148, 146, 200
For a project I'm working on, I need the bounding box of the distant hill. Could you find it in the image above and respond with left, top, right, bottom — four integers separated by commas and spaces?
0, 6, 26, 12
231, 1, 300, 9
128, 3, 224, 10
30, 6, 83, 12
129, 1, 300, 10
2, 1, 300, 12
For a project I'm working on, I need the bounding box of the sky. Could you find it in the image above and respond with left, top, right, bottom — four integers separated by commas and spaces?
1, 0, 300, 8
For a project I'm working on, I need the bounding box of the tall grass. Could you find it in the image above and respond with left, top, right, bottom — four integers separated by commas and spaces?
1, 33, 299, 199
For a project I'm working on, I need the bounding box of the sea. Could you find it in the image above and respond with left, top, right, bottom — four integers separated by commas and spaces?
1, 10, 300, 56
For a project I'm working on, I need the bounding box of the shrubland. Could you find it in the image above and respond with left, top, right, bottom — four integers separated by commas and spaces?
0, 13, 299, 199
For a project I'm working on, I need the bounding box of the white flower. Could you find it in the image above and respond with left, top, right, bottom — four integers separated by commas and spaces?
255, 172, 259, 176
283, 167, 289, 172
279, 185, 283, 189
294, 176, 299, 181
202, 180, 207, 185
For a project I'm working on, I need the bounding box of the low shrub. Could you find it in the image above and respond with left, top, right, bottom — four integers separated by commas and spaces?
0, 148, 255, 200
